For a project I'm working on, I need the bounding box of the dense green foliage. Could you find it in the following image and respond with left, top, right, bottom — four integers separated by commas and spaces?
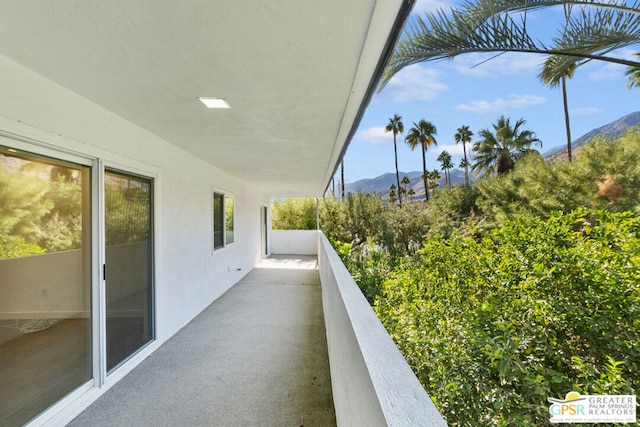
104, 176, 151, 245
0, 154, 152, 258
0, 163, 52, 243
0, 160, 82, 258
376, 210, 639, 425
314, 129, 640, 425
272, 197, 318, 230
0, 235, 45, 259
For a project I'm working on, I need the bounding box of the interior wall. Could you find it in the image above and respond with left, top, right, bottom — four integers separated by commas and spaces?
0, 52, 269, 342
0, 250, 84, 319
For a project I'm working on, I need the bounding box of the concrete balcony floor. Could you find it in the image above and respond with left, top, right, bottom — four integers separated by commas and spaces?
69, 255, 336, 427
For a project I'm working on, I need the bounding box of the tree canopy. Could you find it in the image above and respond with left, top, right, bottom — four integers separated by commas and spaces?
472, 115, 541, 176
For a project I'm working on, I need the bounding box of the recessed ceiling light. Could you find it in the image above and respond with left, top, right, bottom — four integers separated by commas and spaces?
198, 97, 231, 109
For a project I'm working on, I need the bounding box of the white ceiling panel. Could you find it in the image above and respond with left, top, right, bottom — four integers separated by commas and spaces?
0, 1, 412, 196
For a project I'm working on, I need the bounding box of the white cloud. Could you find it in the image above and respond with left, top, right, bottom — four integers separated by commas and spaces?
356, 126, 390, 145
382, 64, 448, 102
586, 62, 627, 81
452, 52, 544, 78
412, 0, 453, 14
570, 107, 601, 116
582, 48, 636, 81
456, 94, 546, 114
432, 143, 465, 157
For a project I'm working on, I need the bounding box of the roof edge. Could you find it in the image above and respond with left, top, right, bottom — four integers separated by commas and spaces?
324, 0, 416, 196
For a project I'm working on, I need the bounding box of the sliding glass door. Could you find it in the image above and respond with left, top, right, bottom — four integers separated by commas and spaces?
0, 142, 155, 424
104, 170, 154, 372
0, 146, 92, 426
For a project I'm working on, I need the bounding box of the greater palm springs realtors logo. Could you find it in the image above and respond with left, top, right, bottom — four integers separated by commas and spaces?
548, 391, 636, 423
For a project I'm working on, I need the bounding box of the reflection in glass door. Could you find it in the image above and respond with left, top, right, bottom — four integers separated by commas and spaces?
105, 170, 153, 372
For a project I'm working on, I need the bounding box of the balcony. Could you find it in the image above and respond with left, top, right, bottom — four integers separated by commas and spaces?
65, 232, 445, 426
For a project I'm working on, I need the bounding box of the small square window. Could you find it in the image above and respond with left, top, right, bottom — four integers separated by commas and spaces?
213, 192, 234, 250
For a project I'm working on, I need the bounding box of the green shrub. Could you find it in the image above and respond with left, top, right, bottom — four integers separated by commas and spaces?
272, 197, 318, 230
475, 128, 640, 229
330, 237, 390, 304
374, 210, 639, 426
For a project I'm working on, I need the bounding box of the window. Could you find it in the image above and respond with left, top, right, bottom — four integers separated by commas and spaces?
213, 192, 234, 250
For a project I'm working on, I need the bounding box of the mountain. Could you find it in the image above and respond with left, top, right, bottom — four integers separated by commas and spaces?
543, 111, 640, 160
345, 169, 469, 200
345, 171, 420, 195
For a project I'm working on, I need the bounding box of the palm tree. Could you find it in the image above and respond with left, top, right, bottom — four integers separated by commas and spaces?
459, 158, 471, 183
385, 114, 404, 205
379, 0, 640, 89
407, 187, 416, 201
472, 116, 541, 176
406, 120, 438, 201
540, 55, 576, 161
398, 185, 406, 200
420, 173, 428, 199
388, 184, 397, 205
428, 169, 441, 196
401, 175, 411, 196
437, 150, 453, 188
455, 126, 473, 187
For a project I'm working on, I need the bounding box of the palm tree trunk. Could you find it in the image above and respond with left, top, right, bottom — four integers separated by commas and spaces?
341, 159, 345, 199
394, 135, 402, 206
562, 74, 572, 162
463, 143, 469, 187
421, 144, 429, 201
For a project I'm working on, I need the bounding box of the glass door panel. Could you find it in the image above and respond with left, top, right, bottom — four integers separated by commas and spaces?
0, 146, 91, 426
105, 170, 153, 372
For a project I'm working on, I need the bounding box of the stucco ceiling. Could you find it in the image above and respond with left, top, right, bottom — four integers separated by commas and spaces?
0, 1, 412, 196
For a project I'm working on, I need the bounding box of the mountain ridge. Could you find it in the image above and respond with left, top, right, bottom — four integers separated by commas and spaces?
543, 111, 640, 160
345, 169, 468, 200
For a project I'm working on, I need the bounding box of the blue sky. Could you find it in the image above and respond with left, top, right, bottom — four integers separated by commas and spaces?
340, 0, 639, 183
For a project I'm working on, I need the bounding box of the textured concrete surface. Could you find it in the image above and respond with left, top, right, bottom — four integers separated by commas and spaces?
68, 255, 335, 427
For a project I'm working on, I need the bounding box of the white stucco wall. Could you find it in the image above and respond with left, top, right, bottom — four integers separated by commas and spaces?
318, 232, 447, 427
271, 230, 318, 255
0, 52, 268, 338
0, 52, 269, 424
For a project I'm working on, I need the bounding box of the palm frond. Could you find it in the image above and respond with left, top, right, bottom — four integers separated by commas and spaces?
540, 7, 640, 78
386, 11, 538, 85
379, 0, 640, 89
461, 0, 640, 21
